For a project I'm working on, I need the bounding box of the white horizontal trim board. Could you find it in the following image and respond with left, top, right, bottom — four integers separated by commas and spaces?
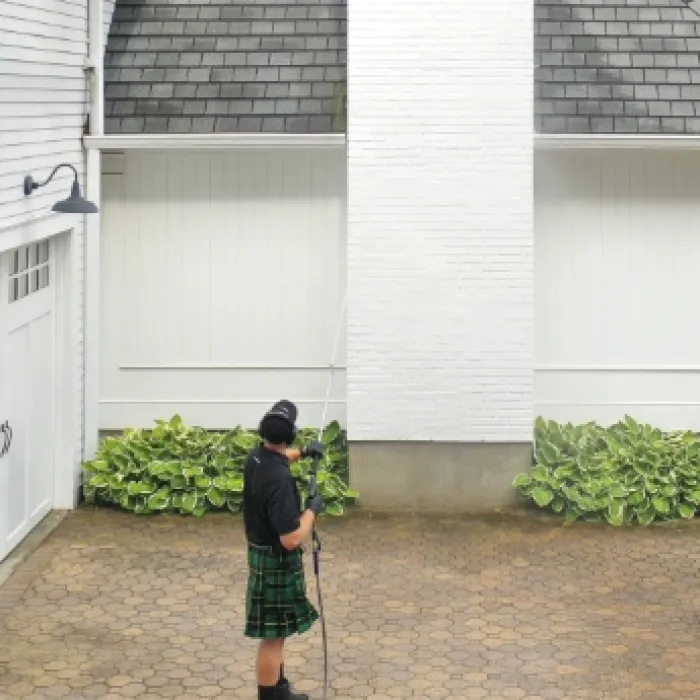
120, 364, 348, 370
537, 365, 700, 373
99, 401, 345, 432
535, 148, 700, 431
536, 134, 700, 150
100, 149, 347, 431
102, 399, 346, 405
85, 134, 347, 151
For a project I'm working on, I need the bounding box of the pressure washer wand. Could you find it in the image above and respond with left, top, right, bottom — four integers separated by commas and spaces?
308, 290, 347, 700
307, 455, 328, 700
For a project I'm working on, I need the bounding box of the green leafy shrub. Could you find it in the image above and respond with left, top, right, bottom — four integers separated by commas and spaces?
82, 415, 358, 517
514, 415, 700, 526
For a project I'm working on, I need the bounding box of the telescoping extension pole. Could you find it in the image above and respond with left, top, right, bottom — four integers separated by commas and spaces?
308, 288, 347, 700
306, 458, 328, 700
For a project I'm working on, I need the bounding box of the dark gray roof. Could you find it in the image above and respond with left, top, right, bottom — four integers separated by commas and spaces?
104, 0, 346, 134
535, 1, 700, 134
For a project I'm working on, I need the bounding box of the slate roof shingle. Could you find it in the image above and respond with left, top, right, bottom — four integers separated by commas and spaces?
104, 0, 347, 134
536, 0, 700, 134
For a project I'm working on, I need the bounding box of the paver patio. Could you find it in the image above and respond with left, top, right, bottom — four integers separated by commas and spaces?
1, 509, 700, 700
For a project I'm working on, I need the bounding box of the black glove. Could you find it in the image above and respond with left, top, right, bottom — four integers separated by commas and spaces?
301, 440, 324, 460
306, 494, 325, 515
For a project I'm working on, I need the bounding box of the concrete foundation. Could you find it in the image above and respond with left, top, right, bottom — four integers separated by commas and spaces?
348, 441, 532, 513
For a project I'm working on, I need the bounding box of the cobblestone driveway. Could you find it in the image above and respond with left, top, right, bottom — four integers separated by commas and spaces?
1, 509, 700, 700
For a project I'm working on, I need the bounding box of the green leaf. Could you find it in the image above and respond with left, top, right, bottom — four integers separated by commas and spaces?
652, 497, 670, 515
531, 487, 554, 508
606, 501, 625, 527
678, 503, 695, 519
148, 489, 171, 511
88, 474, 110, 489
530, 465, 549, 483
512, 473, 531, 488
321, 421, 341, 445
181, 494, 198, 514
195, 476, 212, 489
608, 484, 628, 499
127, 481, 155, 496
206, 487, 226, 507
170, 475, 188, 490
325, 502, 344, 516
637, 506, 657, 526
225, 477, 244, 493
535, 444, 559, 467
550, 497, 565, 513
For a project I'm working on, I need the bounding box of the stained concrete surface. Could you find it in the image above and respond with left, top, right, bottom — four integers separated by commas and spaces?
1, 509, 700, 700
349, 442, 530, 512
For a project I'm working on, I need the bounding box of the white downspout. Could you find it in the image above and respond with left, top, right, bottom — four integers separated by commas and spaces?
83, 0, 104, 468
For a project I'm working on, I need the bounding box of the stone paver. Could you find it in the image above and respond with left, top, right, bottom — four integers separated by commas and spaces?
1, 509, 700, 699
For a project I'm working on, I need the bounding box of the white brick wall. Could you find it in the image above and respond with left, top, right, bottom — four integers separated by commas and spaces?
347, 0, 534, 442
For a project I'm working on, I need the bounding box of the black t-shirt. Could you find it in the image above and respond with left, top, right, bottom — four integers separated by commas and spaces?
243, 444, 302, 545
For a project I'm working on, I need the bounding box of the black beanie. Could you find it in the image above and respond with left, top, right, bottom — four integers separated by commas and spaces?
259, 400, 298, 445
260, 416, 293, 445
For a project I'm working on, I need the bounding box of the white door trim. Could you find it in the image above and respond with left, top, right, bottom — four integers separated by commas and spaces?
53, 230, 81, 508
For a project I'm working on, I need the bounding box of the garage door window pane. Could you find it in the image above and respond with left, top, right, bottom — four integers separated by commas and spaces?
39, 266, 49, 290
7, 242, 51, 304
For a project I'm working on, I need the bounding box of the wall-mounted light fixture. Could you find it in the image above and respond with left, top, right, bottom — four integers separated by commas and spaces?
23, 163, 98, 214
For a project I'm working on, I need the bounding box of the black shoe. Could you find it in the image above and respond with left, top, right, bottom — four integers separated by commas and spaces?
277, 677, 309, 700
258, 685, 281, 700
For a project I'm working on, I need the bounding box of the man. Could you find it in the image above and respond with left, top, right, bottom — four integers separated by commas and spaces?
243, 400, 326, 700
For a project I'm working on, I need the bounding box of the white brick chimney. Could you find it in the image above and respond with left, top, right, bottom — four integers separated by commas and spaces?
347, 0, 534, 445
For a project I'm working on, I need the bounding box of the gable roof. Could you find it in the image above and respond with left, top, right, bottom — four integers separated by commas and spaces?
104, 0, 347, 134
535, 0, 700, 134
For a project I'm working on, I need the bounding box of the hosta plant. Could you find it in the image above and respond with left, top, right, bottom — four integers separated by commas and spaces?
514, 415, 700, 526
82, 415, 358, 517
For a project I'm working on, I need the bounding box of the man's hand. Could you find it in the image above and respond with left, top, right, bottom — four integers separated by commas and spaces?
301, 440, 324, 460
306, 494, 325, 515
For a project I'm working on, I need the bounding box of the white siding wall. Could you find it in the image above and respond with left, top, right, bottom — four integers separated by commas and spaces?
100, 149, 347, 431
536, 149, 700, 430
0, 0, 88, 231
347, 0, 534, 442
0, 0, 89, 462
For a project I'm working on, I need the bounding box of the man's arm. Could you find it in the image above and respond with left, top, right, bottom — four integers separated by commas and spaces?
285, 448, 302, 464
285, 440, 324, 465
267, 480, 317, 551
279, 511, 317, 551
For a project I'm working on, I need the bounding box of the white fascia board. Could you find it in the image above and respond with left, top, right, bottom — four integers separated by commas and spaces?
83, 133, 347, 150
536, 133, 700, 150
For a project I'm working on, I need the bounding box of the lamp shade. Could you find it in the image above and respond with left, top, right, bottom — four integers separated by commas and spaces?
51, 180, 98, 214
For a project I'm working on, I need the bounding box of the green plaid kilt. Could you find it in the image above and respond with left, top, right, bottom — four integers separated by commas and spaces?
244, 544, 319, 639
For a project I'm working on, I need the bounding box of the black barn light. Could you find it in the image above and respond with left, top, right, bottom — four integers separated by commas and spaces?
23, 164, 98, 214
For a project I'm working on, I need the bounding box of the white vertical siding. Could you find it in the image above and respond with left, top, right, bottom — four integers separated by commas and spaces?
100, 149, 347, 431
0, 0, 89, 463
536, 149, 700, 430
347, 0, 534, 442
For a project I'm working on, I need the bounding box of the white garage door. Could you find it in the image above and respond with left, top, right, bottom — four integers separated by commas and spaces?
0, 240, 55, 562
536, 149, 700, 430
100, 148, 347, 431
